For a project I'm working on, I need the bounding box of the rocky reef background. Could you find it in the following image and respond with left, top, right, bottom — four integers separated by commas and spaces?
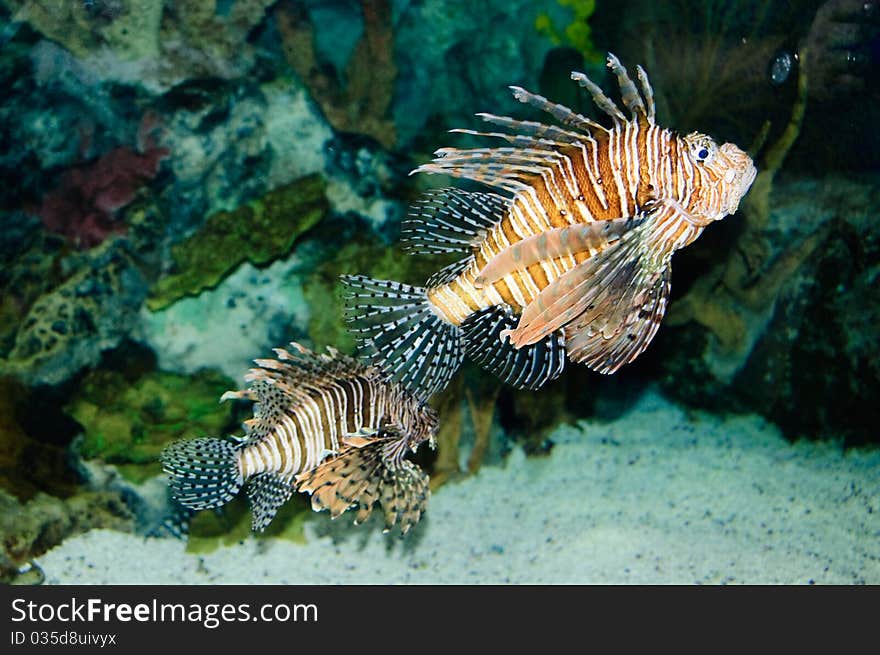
0, 0, 877, 582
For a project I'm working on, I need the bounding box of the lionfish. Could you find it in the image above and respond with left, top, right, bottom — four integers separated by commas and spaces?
343, 54, 756, 398
161, 343, 438, 534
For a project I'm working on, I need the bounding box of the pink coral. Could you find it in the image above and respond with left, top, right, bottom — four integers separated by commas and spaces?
35, 113, 170, 249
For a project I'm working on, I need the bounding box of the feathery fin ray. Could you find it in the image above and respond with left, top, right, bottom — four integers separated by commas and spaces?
161, 438, 243, 512
462, 306, 565, 389
474, 218, 635, 288
402, 188, 508, 255
341, 274, 464, 400
502, 216, 673, 374
296, 435, 430, 534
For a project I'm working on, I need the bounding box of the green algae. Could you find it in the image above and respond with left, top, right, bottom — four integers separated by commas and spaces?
185, 496, 310, 554
535, 0, 602, 64
0, 488, 131, 583
302, 237, 444, 354
66, 368, 236, 482
147, 174, 329, 311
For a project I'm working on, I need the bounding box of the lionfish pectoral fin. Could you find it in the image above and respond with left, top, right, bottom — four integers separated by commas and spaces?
246, 472, 295, 532
297, 439, 385, 520
296, 440, 430, 533
296, 439, 430, 533
564, 266, 671, 374
379, 460, 430, 535
339, 431, 378, 452
506, 220, 653, 348
461, 305, 565, 389
473, 218, 633, 288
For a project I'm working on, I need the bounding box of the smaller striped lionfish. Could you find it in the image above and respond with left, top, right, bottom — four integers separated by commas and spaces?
343, 54, 757, 399
161, 343, 438, 534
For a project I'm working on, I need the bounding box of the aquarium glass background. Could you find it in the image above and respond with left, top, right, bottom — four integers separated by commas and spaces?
0, 0, 878, 584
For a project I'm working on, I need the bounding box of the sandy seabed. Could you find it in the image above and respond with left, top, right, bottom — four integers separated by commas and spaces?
37, 390, 880, 584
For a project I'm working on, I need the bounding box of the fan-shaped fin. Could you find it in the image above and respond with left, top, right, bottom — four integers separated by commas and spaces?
461, 305, 565, 390
474, 218, 635, 289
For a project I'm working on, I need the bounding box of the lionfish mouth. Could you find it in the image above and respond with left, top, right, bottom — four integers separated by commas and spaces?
729, 162, 758, 214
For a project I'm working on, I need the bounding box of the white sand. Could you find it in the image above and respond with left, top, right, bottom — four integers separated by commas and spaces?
37, 389, 880, 584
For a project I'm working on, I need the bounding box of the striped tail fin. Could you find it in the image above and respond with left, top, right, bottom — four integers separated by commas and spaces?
341, 274, 463, 401
161, 437, 244, 512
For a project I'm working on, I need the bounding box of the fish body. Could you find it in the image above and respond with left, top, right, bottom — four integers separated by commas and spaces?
161, 343, 438, 534
344, 54, 756, 398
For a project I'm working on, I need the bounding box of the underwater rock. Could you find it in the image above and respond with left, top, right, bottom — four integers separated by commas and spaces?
0, 38, 147, 214
393, 0, 568, 146
0, 488, 131, 583
147, 173, 329, 310
153, 76, 336, 243
141, 254, 312, 382
291, 0, 565, 147
276, 0, 398, 148
261, 77, 336, 189
0, 376, 82, 500
659, 175, 880, 444
5, 0, 276, 92
323, 132, 411, 228
3, 0, 162, 62
2, 239, 147, 386
140, 209, 438, 382
74, 443, 195, 538
0, 216, 63, 359
65, 367, 237, 482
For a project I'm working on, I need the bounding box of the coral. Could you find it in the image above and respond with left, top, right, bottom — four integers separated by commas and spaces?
463, 380, 501, 474
147, 173, 329, 311
0, 219, 65, 358
5, 0, 276, 91
155, 0, 276, 88
66, 367, 236, 483
428, 376, 465, 489
0, 488, 131, 583
666, 44, 812, 380
34, 113, 170, 249
2, 0, 153, 60
275, 0, 397, 148
535, 0, 602, 64
2, 239, 148, 386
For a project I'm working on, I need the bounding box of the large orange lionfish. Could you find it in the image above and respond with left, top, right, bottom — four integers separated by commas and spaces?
161, 343, 438, 534
343, 54, 757, 398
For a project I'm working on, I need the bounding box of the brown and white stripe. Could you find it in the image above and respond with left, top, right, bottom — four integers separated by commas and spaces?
342, 53, 756, 398
234, 355, 404, 482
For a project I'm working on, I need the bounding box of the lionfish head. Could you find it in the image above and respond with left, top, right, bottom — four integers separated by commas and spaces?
681, 132, 757, 223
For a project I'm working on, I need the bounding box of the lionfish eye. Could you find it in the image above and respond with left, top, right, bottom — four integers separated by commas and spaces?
697, 148, 709, 160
